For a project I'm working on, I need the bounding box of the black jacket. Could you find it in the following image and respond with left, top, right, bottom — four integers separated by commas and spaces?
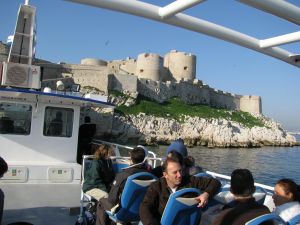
108, 164, 148, 206
140, 174, 221, 225
212, 198, 272, 225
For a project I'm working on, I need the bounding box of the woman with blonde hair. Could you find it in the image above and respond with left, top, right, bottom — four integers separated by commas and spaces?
83, 144, 115, 201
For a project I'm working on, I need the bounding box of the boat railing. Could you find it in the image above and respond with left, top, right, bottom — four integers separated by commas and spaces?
91, 139, 160, 168
206, 171, 274, 193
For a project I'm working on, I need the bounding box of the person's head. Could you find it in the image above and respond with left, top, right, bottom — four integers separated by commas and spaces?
273, 178, 300, 206
184, 155, 195, 167
166, 150, 184, 166
130, 146, 146, 164
0, 156, 8, 178
94, 144, 113, 159
230, 169, 255, 197
162, 154, 183, 189
56, 111, 62, 119
84, 116, 91, 123
166, 138, 188, 158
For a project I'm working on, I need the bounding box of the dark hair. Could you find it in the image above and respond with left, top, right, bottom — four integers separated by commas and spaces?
84, 116, 91, 123
162, 152, 183, 172
230, 169, 255, 197
0, 156, 8, 177
276, 178, 300, 202
56, 111, 62, 119
184, 155, 195, 167
130, 146, 146, 164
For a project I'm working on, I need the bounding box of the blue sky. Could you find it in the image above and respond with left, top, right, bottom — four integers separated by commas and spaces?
1, 0, 300, 131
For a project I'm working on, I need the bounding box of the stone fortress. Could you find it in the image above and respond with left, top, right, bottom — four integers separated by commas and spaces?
0, 41, 261, 114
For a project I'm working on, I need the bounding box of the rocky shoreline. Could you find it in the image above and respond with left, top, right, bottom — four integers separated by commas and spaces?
108, 113, 297, 148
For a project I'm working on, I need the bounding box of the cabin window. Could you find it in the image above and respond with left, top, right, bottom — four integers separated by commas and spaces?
43, 107, 74, 137
0, 102, 32, 135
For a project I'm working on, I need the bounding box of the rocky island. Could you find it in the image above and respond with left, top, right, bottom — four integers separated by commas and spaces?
0, 43, 296, 147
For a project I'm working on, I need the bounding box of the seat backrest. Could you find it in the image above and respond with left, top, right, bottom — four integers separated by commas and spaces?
287, 213, 300, 225
161, 188, 201, 225
245, 213, 286, 225
115, 172, 157, 222
214, 183, 267, 205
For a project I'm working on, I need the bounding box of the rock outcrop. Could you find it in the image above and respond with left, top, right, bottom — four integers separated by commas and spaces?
109, 113, 296, 147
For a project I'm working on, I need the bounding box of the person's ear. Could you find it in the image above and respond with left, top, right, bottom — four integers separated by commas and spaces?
286, 192, 294, 200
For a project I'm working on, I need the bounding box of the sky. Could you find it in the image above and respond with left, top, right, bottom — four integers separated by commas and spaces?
1, 0, 300, 132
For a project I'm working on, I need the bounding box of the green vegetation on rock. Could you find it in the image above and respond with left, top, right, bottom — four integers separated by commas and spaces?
116, 96, 265, 128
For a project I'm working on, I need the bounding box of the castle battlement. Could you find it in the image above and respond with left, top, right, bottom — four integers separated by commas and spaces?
0, 44, 262, 114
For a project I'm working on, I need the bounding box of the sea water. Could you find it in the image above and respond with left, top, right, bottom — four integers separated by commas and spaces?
149, 134, 300, 187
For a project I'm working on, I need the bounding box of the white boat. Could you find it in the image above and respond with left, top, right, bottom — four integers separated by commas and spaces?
0, 1, 299, 225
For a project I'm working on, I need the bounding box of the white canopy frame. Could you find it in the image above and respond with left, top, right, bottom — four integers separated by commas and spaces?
66, 0, 300, 68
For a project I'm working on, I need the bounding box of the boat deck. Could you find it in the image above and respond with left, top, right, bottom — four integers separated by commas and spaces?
3, 207, 78, 225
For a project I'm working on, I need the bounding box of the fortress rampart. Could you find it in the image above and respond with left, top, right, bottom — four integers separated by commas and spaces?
0, 42, 261, 114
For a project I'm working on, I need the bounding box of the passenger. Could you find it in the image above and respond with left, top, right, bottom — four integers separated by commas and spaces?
47, 111, 63, 136
83, 144, 115, 201
212, 169, 272, 225
272, 178, 300, 222
95, 146, 148, 225
140, 154, 221, 225
151, 138, 203, 177
0, 116, 14, 134
0, 156, 8, 224
184, 155, 203, 175
77, 116, 96, 164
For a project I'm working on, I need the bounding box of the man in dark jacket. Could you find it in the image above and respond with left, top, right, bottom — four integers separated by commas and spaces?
140, 155, 221, 225
77, 116, 96, 164
212, 169, 272, 225
95, 146, 148, 225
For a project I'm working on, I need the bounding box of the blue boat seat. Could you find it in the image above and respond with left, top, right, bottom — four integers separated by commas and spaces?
287, 213, 300, 225
245, 213, 286, 225
106, 172, 157, 224
160, 188, 201, 225
112, 158, 130, 173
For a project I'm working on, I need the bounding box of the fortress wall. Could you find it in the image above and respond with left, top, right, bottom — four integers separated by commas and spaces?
107, 60, 123, 74
138, 79, 166, 102
164, 50, 196, 81
209, 88, 239, 110
138, 79, 212, 105
161, 67, 172, 82
136, 53, 163, 81
40, 63, 110, 93
18, 49, 261, 115
0, 42, 9, 62
107, 59, 137, 75
111, 73, 138, 93
240, 95, 262, 114
120, 58, 137, 75
176, 81, 210, 105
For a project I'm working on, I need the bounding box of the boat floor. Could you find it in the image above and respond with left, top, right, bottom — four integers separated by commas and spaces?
3, 207, 79, 225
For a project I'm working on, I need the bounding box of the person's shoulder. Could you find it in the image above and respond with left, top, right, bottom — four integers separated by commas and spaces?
147, 177, 163, 191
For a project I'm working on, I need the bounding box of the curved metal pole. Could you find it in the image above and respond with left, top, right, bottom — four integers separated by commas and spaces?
66, 0, 300, 68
